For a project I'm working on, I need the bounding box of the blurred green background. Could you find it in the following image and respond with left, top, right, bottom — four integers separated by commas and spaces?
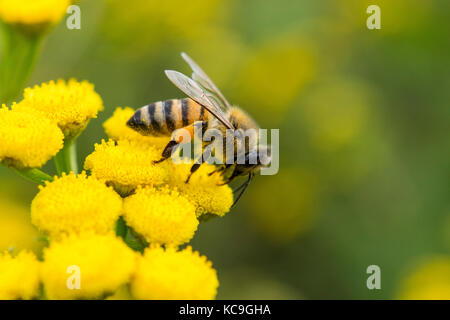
1, 0, 449, 299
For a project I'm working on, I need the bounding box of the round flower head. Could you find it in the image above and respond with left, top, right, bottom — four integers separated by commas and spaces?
84, 140, 172, 196
0, 105, 63, 168
123, 186, 198, 246
0, 250, 40, 300
170, 163, 233, 217
104, 107, 171, 149
398, 256, 450, 300
31, 172, 122, 239
131, 245, 218, 300
0, 0, 69, 26
14, 79, 103, 138
41, 233, 136, 299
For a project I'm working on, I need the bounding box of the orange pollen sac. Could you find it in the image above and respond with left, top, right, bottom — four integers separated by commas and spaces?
174, 126, 195, 144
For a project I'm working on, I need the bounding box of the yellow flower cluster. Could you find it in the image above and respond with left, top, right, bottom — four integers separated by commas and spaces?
169, 163, 233, 217
0, 0, 69, 25
14, 79, 103, 138
84, 139, 172, 196
132, 245, 219, 300
0, 250, 40, 300
124, 186, 198, 246
31, 172, 123, 239
41, 233, 136, 299
94, 107, 234, 217
0, 78, 228, 300
1, 236, 220, 300
0, 105, 63, 168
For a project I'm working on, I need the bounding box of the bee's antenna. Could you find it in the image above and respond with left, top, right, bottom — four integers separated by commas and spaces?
231, 173, 254, 208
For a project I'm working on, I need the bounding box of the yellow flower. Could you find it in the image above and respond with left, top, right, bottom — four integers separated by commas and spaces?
0, 0, 69, 25
0, 250, 40, 300
123, 186, 198, 246
0, 105, 63, 168
41, 233, 136, 300
170, 163, 233, 217
131, 245, 218, 300
31, 172, 122, 239
0, 198, 42, 253
104, 107, 170, 149
14, 79, 103, 138
397, 256, 450, 300
84, 140, 172, 196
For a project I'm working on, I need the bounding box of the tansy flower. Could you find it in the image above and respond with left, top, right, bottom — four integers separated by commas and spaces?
123, 186, 198, 246
397, 256, 450, 300
14, 79, 103, 138
169, 163, 233, 217
41, 233, 136, 299
104, 107, 171, 149
0, 250, 40, 300
0, 199, 42, 253
131, 245, 218, 300
0, 0, 69, 26
31, 172, 122, 239
0, 105, 63, 168
84, 140, 172, 196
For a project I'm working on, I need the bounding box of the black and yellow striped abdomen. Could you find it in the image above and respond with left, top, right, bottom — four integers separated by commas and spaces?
127, 98, 209, 136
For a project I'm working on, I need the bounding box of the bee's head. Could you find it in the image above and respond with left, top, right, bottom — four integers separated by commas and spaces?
233, 144, 271, 177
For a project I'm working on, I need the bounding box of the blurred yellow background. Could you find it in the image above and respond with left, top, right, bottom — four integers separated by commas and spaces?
1, 0, 449, 299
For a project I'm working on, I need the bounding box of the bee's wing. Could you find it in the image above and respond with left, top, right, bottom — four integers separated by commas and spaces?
181, 52, 232, 111
165, 70, 234, 129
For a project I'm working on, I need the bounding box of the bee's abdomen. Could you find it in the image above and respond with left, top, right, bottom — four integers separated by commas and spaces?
127, 98, 208, 136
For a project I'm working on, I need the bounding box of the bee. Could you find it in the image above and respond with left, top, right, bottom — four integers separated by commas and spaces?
127, 53, 271, 205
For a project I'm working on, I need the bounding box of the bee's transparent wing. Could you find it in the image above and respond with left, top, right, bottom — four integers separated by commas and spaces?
165, 70, 234, 129
181, 52, 231, 111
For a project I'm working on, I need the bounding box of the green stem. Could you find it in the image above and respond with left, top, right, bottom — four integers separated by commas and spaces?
115, 217, 128, 239
0, 22, 43, 104
123, 227, 148, 253
10, 167, 53, 184
54, 139, 78, 175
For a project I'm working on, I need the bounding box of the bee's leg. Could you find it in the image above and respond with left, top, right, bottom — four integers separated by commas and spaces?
156, 121, 205, 165
218, 168, 240, 186
185, 142, 214, 183
233, 179, 249, 194
153, 140, 179, 164
232, 173, 254, 207
208, 165, 226, 176
185, 163, 202, 183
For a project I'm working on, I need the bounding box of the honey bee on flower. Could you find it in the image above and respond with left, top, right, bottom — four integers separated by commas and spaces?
127, 53, 273, 206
